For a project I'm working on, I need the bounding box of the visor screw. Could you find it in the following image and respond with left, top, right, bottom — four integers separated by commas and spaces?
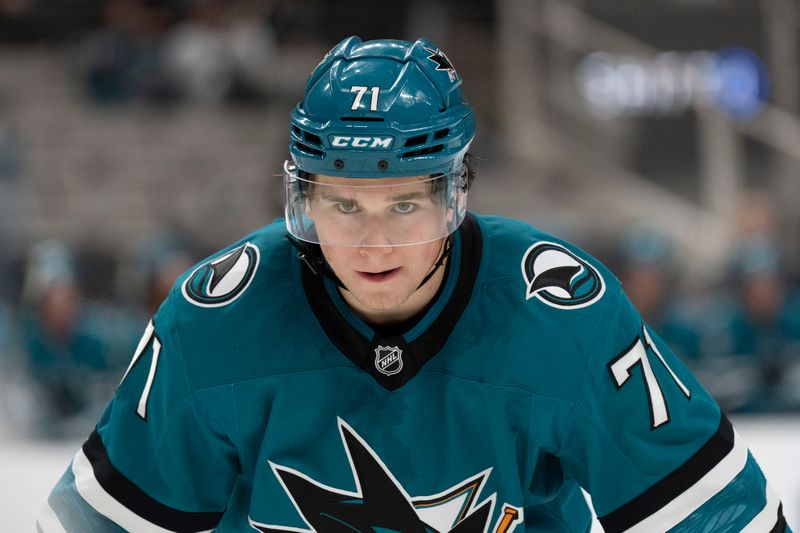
334, 159, 344, 170
378, 160, 389, 170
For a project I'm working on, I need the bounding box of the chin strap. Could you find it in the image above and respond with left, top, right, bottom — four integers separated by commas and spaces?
287, 234, 454, 293
285, 235, 347, 289
416, 235, 453, 290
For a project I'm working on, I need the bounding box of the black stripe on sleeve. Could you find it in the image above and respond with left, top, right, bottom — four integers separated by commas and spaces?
598, 414, 734, 533
83, 429, 223, 532
770, 503, 787, 533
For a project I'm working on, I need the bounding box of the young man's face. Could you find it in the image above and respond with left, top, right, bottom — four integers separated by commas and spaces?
308, 174, 448, 319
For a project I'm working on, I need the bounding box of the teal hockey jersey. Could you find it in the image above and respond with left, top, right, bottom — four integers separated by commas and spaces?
39, 213, 790, 532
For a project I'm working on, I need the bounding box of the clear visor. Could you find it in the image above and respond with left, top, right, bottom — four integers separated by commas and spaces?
284, 160, 467, 247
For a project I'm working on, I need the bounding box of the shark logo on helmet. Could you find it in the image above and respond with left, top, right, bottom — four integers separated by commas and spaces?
521, 241, 605, 309
424, 47, 459, 82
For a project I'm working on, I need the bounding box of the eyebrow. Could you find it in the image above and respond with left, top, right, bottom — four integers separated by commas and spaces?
319, 193, 355, 202
319, 192, 428, 202
386, 192, 427, 202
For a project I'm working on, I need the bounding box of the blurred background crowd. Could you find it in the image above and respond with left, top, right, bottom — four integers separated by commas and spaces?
0, 0, 799, 440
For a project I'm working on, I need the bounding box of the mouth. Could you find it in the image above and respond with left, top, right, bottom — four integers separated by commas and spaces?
356, 267, 401, 282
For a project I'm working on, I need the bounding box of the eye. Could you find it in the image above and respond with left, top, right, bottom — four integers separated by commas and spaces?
336, 200, 359, 214
393, 202, 417, 214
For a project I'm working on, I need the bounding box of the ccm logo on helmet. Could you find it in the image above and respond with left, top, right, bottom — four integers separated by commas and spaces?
329, 135, 394, 149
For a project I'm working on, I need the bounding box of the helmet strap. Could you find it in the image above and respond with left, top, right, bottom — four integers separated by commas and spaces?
285, 235, 347, 290
415, 235, 454, 290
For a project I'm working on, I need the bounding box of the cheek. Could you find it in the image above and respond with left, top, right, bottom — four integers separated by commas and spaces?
320, 245, 356, 274
409, 241, 445, 271
320, 244, 340, 266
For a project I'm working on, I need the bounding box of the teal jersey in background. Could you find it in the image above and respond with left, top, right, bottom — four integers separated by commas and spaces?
40, 213, 790, 532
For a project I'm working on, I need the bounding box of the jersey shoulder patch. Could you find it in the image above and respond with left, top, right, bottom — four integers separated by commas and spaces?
181, 242, 260, 308
521, 240, 606, 310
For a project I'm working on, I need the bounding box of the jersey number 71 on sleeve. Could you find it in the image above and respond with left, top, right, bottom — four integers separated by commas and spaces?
607, 325, 691, 429
119, 320, 162, 421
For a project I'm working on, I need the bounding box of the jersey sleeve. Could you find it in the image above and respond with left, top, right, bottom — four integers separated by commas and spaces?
559, 288, 791, 533
38, 294, 239, 533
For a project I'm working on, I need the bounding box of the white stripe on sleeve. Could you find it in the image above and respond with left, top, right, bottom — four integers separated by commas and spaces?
741, 483, 781, 533
71, 448, 215, 533
36, 502, 67, 533
624, 429, 750, 533
72, 448, 175, 533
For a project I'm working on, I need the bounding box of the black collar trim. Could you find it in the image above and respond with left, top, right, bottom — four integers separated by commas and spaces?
301, 213, 482, 391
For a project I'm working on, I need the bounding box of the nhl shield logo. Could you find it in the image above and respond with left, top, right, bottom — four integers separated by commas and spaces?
374, 345, 403, 376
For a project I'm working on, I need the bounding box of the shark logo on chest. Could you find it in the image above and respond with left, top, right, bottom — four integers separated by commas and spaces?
251, 418, 523, 533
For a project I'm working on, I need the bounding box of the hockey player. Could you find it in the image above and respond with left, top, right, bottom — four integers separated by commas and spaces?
39, 36, 791, 532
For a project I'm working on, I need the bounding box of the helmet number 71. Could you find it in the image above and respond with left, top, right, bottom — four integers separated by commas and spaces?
350, 86, 380, 111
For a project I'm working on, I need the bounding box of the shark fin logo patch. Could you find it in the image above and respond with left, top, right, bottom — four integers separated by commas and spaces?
521, 241, 605, 309
181, 243, 260, 308
251, 418, 524, 533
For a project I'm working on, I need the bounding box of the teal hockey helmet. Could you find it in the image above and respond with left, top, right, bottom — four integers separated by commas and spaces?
285, 36, 475, 246
289, 36, 475, 178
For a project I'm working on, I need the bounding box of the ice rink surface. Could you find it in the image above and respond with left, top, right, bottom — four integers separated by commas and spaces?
2, 416, 798, 532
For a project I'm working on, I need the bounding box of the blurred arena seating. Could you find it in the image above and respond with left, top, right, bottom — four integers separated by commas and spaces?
0, 0, 798, 527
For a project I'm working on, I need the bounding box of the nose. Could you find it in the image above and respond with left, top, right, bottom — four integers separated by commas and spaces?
358, 244, 394, 260
357, 215, 395, 257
